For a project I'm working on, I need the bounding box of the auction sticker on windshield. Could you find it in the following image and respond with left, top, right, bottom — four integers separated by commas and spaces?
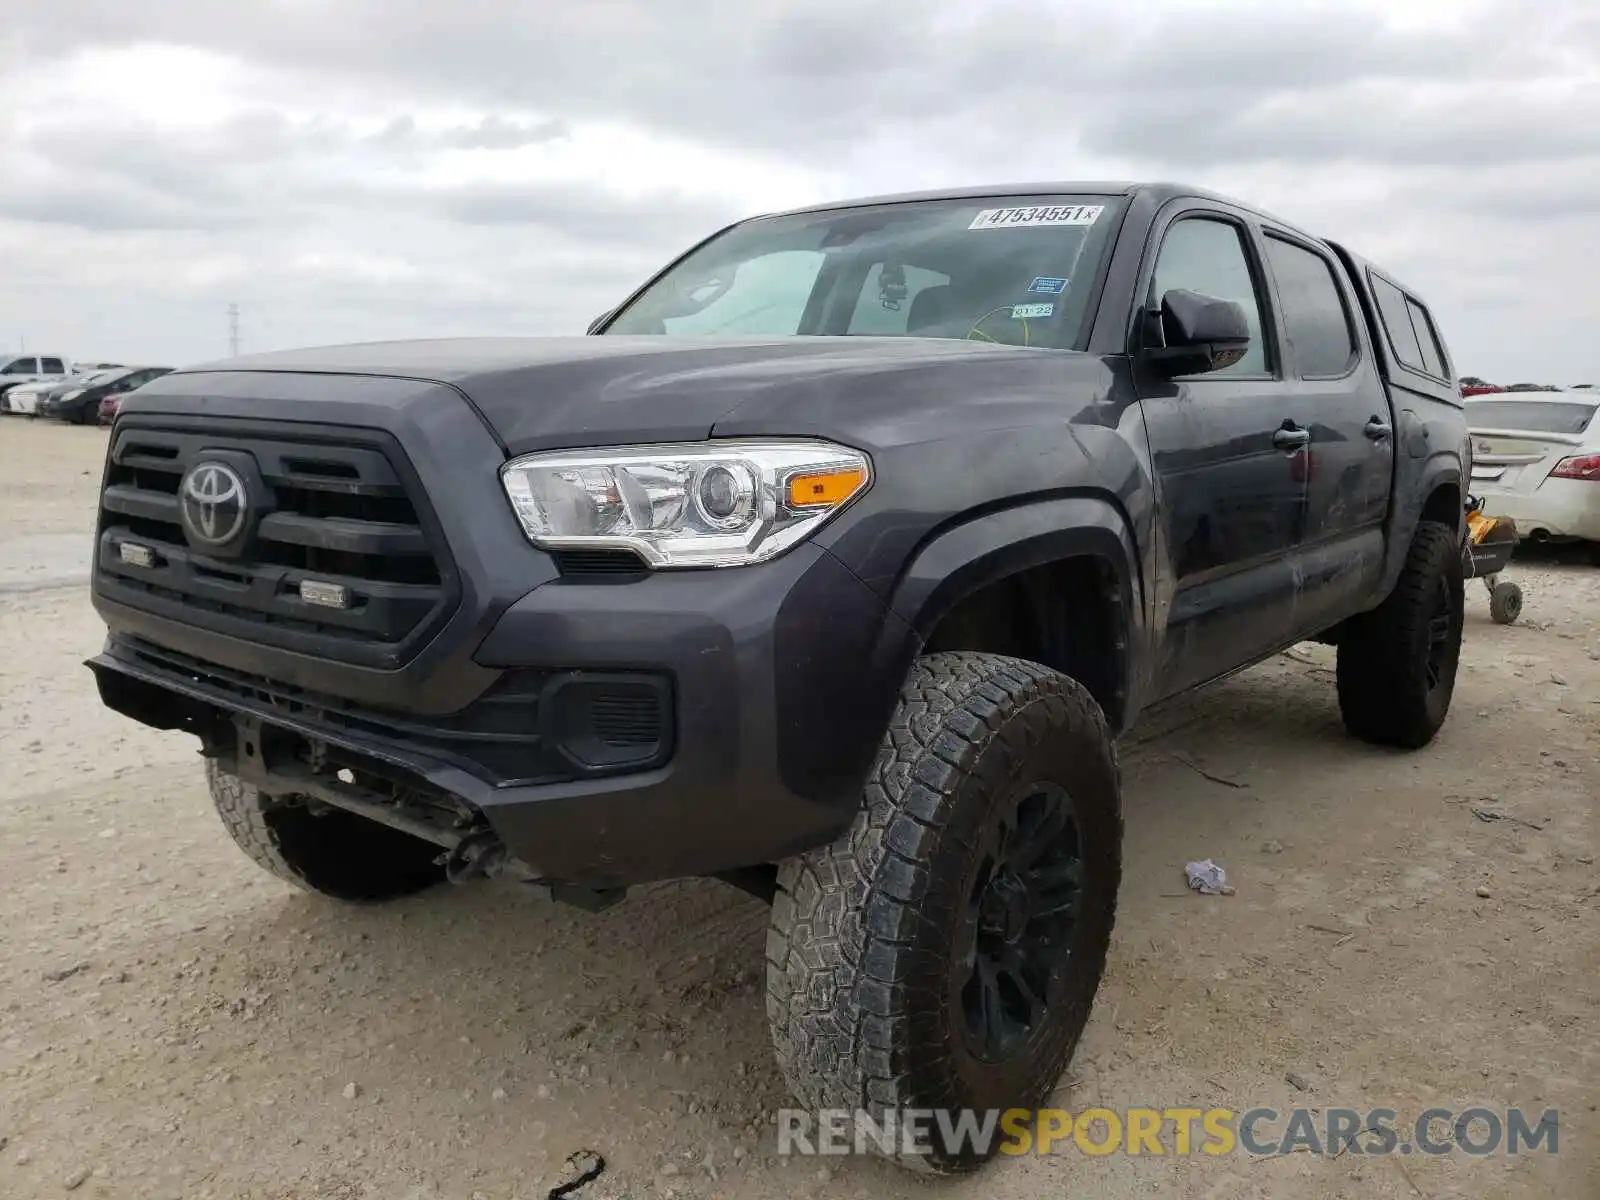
969, 205, 1104, 230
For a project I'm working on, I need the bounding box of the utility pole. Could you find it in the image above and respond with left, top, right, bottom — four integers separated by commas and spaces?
228, 303, 240, 357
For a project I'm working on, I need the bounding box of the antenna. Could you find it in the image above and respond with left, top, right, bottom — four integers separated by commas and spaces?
228, 303, 240, 357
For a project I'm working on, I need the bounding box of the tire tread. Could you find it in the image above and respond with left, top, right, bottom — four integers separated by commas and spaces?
765, 652, 1121, 1173
1336, 519, 1464, 748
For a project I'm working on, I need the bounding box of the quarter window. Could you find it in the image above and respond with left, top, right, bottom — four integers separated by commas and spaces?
1370, 273, 1451, 379
1264, 236, 1355, 377
1370, 274, 1425, 371
40, 357, 65, 374
1150, 217, 1269, 375
1405, 298, 1448, 378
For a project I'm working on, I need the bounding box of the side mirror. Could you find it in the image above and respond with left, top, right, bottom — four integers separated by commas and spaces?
586, 309, 615, 336
1146, 288, 1251, 376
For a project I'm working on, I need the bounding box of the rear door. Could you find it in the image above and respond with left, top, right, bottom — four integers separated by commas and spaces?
1465, 395, 1599, 502
1256, 228, 1393, 638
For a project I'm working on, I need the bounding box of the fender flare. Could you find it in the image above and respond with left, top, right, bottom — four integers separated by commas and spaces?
890, 495, 1141, 634
1379, 451, 1464, 597
869, 494, 1144, 730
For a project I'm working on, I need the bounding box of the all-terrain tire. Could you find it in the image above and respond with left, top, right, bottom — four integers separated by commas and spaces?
207, 760, 445, 901
765, 652, 1122, 1175
1336, 519, 1465, 748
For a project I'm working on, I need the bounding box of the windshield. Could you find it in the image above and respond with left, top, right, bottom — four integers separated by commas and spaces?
603, 194, 1125, 350
1467, 399, 1598, 436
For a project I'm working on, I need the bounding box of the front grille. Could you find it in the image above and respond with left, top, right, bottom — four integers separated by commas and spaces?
116, 639, 673, 786
95, 421, 458, 667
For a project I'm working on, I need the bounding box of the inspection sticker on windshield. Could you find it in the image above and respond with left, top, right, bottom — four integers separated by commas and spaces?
969, 204, 1103, 230
1011, 302, 1054, 319
1028, 276, 1069, 294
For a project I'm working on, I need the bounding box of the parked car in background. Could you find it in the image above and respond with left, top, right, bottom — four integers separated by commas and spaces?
0, 354, 72, 402
43, 366, 173, 425
1, 379, 58, 416
37, 368, 123, 412
1468, 389, 1600, 545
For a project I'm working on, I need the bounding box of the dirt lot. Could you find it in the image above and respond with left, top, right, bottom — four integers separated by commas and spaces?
0, 418, 1595, 1200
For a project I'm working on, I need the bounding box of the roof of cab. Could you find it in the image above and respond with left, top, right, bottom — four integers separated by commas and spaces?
757, 180, 1329, 250
765, 180, 1262, 220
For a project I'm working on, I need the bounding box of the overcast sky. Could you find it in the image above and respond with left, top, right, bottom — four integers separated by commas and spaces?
1, 0, 1595, 383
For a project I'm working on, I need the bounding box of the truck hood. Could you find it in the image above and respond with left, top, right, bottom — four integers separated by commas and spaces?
184, 335, 1110, 456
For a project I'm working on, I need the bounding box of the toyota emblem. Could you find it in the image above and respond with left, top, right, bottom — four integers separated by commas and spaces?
179, 461, 249, 546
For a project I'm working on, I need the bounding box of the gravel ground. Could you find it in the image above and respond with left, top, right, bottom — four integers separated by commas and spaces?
0, 418, 1596, 1200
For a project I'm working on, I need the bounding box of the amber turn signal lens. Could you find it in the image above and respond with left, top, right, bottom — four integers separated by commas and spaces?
787, 466, 867, 508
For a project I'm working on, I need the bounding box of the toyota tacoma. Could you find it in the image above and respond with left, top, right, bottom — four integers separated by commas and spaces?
88, 181, 1471, 1173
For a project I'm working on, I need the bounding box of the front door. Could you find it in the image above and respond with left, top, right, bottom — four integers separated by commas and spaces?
1136, 207, 1309, 698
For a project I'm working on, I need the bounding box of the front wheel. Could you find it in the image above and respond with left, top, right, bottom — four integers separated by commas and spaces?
765, 652, 1122, 1175
1336, 519, 1465, 748
208, 760, 445, 901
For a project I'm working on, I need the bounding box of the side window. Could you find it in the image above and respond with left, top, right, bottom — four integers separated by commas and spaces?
1150, 217, 1269, 375
661, 251, 824, 335
40, 358, 65, 374
847, 263, 951, 335
1263, 236, 1355, 377
1370, 274, 1425, 371
3, 358, 36, 375
1405, 298, 1448, 378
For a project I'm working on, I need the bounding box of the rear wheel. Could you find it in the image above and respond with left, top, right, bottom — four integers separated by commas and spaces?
765, 652, 1122, 1174
1336, 519, 1464, 748
207, 760, 445, 901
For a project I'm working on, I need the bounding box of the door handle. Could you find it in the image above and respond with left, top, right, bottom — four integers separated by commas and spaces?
1272, 423, 1311, 451
1364, 416, 1392, 440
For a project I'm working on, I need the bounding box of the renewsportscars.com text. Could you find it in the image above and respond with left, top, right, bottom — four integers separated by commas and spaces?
777, 1106, 1560, 1159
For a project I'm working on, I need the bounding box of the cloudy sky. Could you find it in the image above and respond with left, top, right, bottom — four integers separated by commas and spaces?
1, 0, 1595, 383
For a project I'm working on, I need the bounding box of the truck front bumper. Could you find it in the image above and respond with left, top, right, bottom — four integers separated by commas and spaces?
91, 542, 917, 889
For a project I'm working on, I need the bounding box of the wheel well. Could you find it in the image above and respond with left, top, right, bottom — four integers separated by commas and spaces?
922, 556, 1127, 728
1422, 481, 1461, 528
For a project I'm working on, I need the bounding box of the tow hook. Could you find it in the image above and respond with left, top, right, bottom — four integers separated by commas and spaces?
442, 830, 538, 884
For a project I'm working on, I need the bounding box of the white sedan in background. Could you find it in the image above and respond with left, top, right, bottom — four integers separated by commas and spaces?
1468, 391, 1600, 545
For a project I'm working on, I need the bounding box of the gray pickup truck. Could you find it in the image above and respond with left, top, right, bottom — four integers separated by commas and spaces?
88, 180, 1470, 1173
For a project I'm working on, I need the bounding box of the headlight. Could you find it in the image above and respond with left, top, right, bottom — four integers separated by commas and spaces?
62, 388, 84, 400
500, 439, 872, 568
